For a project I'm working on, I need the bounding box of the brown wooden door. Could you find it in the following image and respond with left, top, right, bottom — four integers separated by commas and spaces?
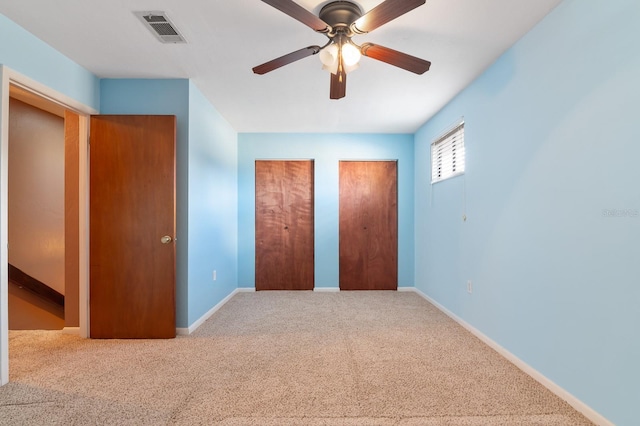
255, 160, 314, 290
339, 161, 397, 290
89, 115, 176, 338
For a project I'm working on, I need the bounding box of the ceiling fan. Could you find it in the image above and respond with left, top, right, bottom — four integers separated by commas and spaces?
252, 0, 431, 99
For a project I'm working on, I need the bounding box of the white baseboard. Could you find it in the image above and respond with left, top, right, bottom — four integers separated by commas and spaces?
406, 287, 612, 426
62, 327, 80, 335
177, 288, 250, 336
313, 287, 340, 292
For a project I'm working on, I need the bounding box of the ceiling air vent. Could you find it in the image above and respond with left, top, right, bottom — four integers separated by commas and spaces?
134, 11, 186, 44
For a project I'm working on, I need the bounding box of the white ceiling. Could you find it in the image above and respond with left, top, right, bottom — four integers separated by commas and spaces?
0, 0, 562, 133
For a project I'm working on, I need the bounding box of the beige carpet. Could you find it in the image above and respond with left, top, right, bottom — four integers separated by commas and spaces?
0, 291, 592, 425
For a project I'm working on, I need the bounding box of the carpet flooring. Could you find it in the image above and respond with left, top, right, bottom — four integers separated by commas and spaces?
0, 291, 593, 425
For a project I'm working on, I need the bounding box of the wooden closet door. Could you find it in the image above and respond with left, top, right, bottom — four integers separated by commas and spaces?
255, 160, 314, 290
339, 161, 397, 290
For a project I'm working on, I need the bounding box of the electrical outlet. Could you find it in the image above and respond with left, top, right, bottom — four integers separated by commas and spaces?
467, 280, 472, 293
213, 270, 217, 281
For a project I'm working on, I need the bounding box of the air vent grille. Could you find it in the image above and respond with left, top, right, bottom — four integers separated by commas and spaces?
152, 23, 179, 36
134, 11, 186, 44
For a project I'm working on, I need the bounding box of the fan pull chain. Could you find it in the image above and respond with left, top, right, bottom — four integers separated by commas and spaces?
338, 39, 344, 82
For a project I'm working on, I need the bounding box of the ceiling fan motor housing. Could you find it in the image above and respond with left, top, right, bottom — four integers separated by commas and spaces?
319, 1, 363, 28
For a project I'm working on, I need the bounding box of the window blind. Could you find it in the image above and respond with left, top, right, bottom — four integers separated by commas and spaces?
431, 122, 465, 183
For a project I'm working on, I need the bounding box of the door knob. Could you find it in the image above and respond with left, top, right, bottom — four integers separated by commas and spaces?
161, 235, 173, 244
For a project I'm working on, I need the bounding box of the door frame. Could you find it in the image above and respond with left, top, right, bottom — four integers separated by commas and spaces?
0, 66, 97, 386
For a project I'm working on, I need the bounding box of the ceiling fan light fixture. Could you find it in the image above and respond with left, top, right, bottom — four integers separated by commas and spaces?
320, 43, 339, 73
322, 62, 340, 75
342, 42, 361, 66
319, 40, 361, 75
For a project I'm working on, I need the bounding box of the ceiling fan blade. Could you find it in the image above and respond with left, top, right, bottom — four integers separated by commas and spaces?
261, 0, 330, 33
361, 43, 431, 74
352, 0, 425, 34
253, 46, 321, 75
330, 71, 346, 100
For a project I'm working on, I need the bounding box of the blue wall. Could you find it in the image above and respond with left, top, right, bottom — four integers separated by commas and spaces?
0, 13, 99, 110
100, 79, 238, 328
238, 133, 414, 289
414, 0, 640, 424
100, 79, 191, 327
187, 81, 238, 325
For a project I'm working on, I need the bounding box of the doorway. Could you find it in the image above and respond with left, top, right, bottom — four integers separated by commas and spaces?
0, 66, 96, 386
7, 95, 67, 330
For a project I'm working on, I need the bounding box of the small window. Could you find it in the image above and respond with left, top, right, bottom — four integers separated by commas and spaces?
431, 121, 465, 183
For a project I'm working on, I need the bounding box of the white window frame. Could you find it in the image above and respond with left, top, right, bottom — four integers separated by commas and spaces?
431, 120, 465, 184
